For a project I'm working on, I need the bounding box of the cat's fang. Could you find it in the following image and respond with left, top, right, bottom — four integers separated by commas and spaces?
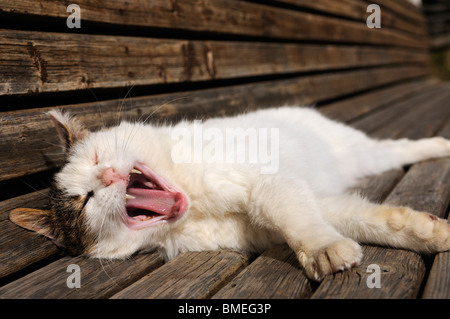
125, 194, 136, 200
130, 168, 142, 175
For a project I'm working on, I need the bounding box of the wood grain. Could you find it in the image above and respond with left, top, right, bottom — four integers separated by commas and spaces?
385, 160, 450, 218
419, 118, 450, 299
0, 254, 163, 298
0, 29, 430, 96
320, 80, 435, 123
368, 87, 450, 140
0, 66, 430, 182
278, 0, 427, 36
351, 84, 447, 137
213, 244, 312, 299
361, 0, 427, 26
422, 252, 450, 299
111, 251, 249, 299
311, 245, 426, 299
0, 0, 427, 47
0, 190, 59, 281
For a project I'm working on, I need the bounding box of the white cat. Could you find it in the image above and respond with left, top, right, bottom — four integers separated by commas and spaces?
10, 107, 450, 281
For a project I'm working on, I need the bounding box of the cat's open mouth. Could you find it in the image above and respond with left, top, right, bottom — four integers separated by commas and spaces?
124, 162, 188, 229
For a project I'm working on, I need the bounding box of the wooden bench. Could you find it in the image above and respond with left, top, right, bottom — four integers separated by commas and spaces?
1, 0, 449, 301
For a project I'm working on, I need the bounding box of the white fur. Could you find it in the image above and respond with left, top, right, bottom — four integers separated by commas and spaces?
55, 106, 450, 280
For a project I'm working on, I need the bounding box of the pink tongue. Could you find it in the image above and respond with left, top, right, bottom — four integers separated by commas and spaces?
126, 188, 178, 216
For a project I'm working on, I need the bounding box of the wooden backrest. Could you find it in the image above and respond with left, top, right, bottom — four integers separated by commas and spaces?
0, 0, 431, 200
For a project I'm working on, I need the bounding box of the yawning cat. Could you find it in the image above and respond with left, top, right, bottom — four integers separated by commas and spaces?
10, 107, 450, 281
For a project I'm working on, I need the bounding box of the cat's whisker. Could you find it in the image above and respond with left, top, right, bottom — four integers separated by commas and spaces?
86, 88, 115, 156
42, 140, 67, 150
139, 96, 189, 125
96, 212, 123, 289
116, 86, 135, 125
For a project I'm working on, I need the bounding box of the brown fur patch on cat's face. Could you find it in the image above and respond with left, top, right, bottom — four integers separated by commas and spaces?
10, 185, 97, 256
46, 185, 97, 255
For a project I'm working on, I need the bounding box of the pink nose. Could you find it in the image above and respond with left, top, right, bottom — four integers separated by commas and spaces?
101, 167, 127, 186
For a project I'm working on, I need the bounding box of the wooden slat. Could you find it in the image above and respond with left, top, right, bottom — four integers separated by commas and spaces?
0, 254, 163, 298
348, 169, 406, 204
311, 245, 426, 299
0, 0, 427, 48
368, 86, 450, 140
277, 0, 427, 36
386, 160, 450, 219
213, 244, 312, 299
351, 84, 447, 137
362, 0, 428, 26
0, 29, 430, 96
420, 118, 450, 299
422, 251, 450, 299
111, 251, 249, 299
0, 190, 59, 281
320, 79, 435, 123
0, 65, 430, 182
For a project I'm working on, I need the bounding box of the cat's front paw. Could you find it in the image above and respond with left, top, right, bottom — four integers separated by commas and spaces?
298, 238, 362, 281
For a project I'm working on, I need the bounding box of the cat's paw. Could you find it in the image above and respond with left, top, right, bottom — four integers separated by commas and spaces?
426, 136, 450, 157
387, 208, 450, 253
299, 238, 362, 281
411, 214, 450, 253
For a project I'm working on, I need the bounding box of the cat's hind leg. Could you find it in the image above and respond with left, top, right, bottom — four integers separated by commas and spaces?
320, 194, 450, 254
373, 137, 450, 172
249, 175, 363, 281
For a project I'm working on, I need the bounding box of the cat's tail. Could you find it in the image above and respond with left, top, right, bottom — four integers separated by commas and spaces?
320, 194, 450, 254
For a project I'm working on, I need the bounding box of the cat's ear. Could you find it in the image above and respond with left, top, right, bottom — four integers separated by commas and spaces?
9, 208, 56, 240
47, 110, 89, 153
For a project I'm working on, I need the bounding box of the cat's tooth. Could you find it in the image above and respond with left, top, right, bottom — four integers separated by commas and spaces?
125, 194, 136, 200
130, 168, 142, 175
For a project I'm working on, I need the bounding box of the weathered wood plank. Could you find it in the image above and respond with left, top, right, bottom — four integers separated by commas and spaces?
0, 253, 163, 298
212, 244, 312, 299
311, 245, 426, 299
0, 29, 430, 96
0, 66, 430, 182
368, 86, 450, 140
320, 79, 435, 123
422, 252, 450, 299
420, 117, 450, 299
348, 169, 406, 204
350, 84, 446, 136
0, 0, 427, 48
385, 159, 450, 219
277, 0, 427, 36
111, 251, 249, 299
361, 0, 427, 26
0, 190, 59, 281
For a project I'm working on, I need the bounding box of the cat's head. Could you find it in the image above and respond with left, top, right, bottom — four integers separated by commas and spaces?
10, 110, 189, 258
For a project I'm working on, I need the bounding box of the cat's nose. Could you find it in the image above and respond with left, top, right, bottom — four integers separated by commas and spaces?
101, 167, 127, 186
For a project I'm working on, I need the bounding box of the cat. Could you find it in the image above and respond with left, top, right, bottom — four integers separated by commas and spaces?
10, 107, 450, 281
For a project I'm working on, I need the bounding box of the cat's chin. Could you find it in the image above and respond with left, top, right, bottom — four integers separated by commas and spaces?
123, 162, 188, 230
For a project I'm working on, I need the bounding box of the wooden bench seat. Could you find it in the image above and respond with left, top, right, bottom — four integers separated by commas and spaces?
0, 0, 449, 299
